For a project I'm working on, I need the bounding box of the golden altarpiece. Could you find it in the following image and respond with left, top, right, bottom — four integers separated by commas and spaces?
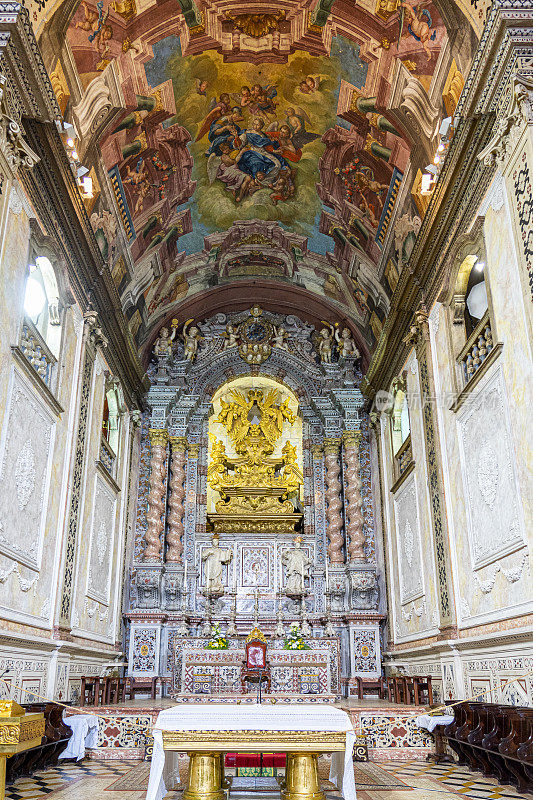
126, 307, 384, 698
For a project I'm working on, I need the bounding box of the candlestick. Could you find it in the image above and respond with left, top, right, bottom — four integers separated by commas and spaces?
325, 557, 329, 593
233, 549, 237, 590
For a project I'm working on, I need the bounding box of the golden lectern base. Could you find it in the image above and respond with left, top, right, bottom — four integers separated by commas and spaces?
281, 753, 325, 800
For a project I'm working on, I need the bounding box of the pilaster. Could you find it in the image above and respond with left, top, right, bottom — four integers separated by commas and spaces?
404, 304, 456, 633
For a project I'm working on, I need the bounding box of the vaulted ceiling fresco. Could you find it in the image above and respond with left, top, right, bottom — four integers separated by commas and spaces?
41, 0, 479, 363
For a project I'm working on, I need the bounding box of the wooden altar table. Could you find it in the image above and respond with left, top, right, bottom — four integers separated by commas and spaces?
146, 703, 356, 800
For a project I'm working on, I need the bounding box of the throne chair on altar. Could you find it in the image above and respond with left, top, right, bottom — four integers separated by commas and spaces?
241, 627, 271, 693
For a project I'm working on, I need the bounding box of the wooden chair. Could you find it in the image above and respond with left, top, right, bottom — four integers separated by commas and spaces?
413, 676, 434, 705
241, 628, 271, 694
392, 677, 408, 704
356, 678, 385, 700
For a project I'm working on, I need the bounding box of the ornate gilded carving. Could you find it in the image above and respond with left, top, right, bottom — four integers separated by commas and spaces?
208, 388, 302, 529
225, 11, 285, 37
143, 428, 168, 560
207, 389, 303, 530
167, 437, 187, 562
324, 438, 343, 563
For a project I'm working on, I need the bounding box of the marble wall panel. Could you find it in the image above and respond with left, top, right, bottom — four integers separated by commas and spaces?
393, 474, 424, 605
0, 367, 55, 569
87, 474, 117, 605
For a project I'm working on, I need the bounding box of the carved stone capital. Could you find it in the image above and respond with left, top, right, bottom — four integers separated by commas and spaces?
342, 430, 362, 448
368, 411, 380, 430
84, 309, 108, 349
403, 303, 430, 349
169, 436, 188, 452
311, 444, 324, 459
188, 443, 200, 459
478, 72, 533, 169
149, 428, 169, 448
0, 75, 39, 175
323, 436, 341, 455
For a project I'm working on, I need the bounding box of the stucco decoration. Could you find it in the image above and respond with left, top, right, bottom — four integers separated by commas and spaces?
14, 440, 36, 511
457, 367, 525, 570
0, 370, 55, 570
393, 474, 424, 604
87, 476, 117, 605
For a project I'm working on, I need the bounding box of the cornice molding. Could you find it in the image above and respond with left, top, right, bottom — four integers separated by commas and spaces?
0, 2, 148, 407
363, 1, 533, 400
19, 119, 148, 406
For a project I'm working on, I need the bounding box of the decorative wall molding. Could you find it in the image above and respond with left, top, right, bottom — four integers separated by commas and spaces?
0, 368, 55, 571
456, 367, 526, 570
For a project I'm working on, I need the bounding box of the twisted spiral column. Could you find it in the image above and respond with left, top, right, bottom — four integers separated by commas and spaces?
343, 431, 365, 562
166, 437, 187, 562
324, 437, 344, 563
143, 428, 168, 560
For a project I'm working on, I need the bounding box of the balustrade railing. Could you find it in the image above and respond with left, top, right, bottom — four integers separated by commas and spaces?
20, 316, 57, 389
100, 434, 116, 476
457, 311, 493, 387
394, 434, 413, 481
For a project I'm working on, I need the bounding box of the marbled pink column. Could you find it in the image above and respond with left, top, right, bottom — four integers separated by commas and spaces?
344, 431, 365, 561
143, 428, 168, 560
324, 438, 344, 563
166, 437, 187, 562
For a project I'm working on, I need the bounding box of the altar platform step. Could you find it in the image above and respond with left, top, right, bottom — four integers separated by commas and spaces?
86, 697, 433, 764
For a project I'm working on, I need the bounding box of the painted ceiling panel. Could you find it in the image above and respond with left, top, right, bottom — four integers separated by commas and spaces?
41, 0, 477, 360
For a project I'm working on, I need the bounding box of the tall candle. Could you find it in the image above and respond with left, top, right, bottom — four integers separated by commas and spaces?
325, 557, 329, 593
184, 558, 187, 585
233, 550, 237, 589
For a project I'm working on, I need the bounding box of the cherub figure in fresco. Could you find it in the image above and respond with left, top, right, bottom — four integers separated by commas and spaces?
238, 86, 253, 108
297, 75, 324, 94
195, 78, 208, 96
195, 93, 232, 141
397, 1, 437, 61
269, 167, 295, 205
284, 107, 320, 149
123, 159, 152, 215
75, 0, 113, 64
249, 83, 278, 118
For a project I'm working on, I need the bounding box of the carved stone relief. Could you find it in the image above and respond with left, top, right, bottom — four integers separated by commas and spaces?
393, 474, 424, 605
0, 370, 55, 570
457, 367, 525, 569
87, 476, 117, 605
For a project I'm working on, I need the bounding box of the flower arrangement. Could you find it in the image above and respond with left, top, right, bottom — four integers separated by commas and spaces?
283, 622, 310, 651
206, 622, 228, 650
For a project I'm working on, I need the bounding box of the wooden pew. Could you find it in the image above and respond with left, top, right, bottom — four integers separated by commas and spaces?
444, 701, 533, 794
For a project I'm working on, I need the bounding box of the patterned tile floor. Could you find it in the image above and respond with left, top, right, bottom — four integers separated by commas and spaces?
378, 760, 529, 799
4, 759, 531, 800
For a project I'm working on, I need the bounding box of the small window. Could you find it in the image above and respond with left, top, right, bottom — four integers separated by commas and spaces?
391, 381, 410, 455
23, 256, 62, 357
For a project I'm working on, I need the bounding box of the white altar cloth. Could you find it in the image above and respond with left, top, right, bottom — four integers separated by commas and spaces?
60, 714, 99, 760
146, 703, 356, 800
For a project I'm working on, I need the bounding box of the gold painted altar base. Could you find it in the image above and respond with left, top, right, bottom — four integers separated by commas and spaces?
146, 703, 357, 800
208, 513, 302, 534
